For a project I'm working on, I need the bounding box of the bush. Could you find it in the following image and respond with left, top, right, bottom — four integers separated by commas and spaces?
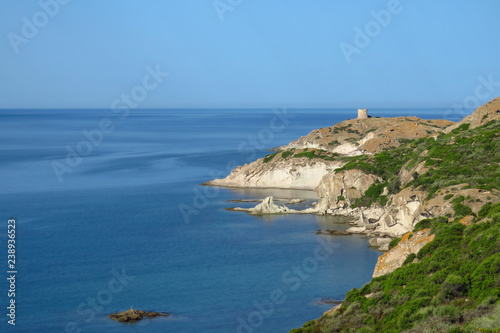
414, 219, 433, 232
263, 152, 278, 163
444, 194, 454, 200
452, 196, 474, 217
389, 238, 402, 250
439, 274, 467, 301
403, 253, 417, 266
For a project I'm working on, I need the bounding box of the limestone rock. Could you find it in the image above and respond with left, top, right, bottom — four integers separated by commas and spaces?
347, 226, 366, 234
368, 237, 392, 250
315, 169, 381, 212
231, 196, 298, 215
205, 154, 342, 190
373, 229, 435, 278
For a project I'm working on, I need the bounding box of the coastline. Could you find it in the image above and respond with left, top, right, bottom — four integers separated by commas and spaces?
205, 99, 500, 331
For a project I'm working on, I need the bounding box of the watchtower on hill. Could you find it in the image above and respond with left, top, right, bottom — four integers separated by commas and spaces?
358, 109, 368, 119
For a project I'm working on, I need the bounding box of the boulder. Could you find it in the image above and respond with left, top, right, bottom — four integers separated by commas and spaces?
368, 237, 392, 250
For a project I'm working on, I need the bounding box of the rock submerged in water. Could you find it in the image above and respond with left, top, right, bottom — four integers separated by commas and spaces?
229, 196, 299, 215
108, 307, 169, 323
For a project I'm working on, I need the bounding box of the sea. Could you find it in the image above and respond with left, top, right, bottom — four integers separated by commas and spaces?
0, 108, 453, 332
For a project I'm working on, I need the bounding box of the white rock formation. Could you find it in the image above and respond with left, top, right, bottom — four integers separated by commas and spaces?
315, 169, 381, 213
206, 157, 342, 190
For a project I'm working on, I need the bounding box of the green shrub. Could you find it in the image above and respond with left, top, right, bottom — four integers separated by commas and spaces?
389, 238, 402, 250
439, 274, 467, 301
263, 152, 278, 163
403, 253, 417, 266
414, 219, 433, 232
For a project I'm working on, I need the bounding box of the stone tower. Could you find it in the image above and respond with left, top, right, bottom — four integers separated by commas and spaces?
358, 109, 368, 119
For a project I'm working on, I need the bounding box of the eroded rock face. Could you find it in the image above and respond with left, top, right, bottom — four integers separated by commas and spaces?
373, 229, 435, 278
247, 196, 293, 214
315, 169, 381, 213
205, 156, 342, 190
375, 188, 427, 236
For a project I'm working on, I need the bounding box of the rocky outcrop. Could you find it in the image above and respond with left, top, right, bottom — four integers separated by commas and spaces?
459, 215, 475, 226
230, 196, 317, 215
246, 196, 293, 214
108, 308, 169, 323
315, 169, 381, 213
368, 237, 392, 251
373, 229, 435, 278
374, 188, 427, 236
205, 155, 342, 190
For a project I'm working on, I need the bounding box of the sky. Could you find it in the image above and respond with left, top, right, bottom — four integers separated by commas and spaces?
0, 0, 499, 109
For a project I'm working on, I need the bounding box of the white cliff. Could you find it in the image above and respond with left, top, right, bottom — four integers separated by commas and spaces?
205, 154, 343, 190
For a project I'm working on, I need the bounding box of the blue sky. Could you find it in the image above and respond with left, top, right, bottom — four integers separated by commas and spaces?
0, 0, 499, 109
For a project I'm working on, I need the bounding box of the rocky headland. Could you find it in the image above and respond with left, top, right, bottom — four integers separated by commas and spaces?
207, 98, 500, 332
210, 101, 499, 241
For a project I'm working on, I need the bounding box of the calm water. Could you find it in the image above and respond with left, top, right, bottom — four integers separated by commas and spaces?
0, 108, 446, 332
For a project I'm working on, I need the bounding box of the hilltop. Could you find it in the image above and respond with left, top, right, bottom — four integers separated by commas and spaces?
280, 116, 453, 155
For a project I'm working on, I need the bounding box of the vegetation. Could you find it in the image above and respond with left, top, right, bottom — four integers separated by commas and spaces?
293, 149, 339, 161
263, 152, 278, 163
336, 120, 500, 205
290, 202, 500, 333
282, 150, 294, 159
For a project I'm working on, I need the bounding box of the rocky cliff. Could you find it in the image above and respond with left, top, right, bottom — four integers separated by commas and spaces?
205, 153, 343, 190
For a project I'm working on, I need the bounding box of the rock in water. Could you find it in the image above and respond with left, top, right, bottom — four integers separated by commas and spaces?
250, 196, 292, 214
108, 307, 169, 323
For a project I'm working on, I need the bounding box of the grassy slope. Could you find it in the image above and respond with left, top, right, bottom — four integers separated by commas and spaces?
290, 120, 500, 333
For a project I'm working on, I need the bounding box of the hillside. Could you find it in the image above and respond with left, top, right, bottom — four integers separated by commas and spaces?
290, 207, 500, 333
289, 98, 500, 332
205, 98, 500, 331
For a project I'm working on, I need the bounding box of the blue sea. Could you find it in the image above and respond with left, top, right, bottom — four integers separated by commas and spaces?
0, 108, 449, 332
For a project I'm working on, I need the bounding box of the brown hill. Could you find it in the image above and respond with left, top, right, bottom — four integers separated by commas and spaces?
282, 116, 454, 155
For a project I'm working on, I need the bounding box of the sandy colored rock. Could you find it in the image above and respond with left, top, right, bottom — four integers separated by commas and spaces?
459, 215, 475, 226
373, 229, 435, 278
